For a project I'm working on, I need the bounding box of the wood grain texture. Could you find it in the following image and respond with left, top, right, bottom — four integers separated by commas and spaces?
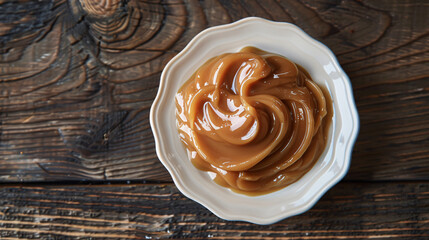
1, 0, 428, 182
0, 182, 428, 239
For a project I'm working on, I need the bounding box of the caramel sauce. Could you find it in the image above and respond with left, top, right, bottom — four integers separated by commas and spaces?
176, 47, 332, 195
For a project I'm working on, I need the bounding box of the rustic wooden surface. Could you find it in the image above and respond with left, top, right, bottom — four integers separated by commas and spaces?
0, 0, 428, 239
1, 182, 428, 239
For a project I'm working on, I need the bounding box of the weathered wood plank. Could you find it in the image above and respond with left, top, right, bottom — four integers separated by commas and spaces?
0, 0, 428, 181
0, 182, 428, 239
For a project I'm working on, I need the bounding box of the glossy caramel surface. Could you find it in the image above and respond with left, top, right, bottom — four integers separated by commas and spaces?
176, 47, 331, 195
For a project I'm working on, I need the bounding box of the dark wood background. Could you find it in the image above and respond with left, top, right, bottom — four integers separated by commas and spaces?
1, 0, 428, 238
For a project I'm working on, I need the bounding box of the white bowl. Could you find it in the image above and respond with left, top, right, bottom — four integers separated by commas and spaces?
150, 17, 359, 224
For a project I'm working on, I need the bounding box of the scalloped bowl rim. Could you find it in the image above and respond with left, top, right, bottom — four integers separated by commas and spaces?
150, 17, 359, 224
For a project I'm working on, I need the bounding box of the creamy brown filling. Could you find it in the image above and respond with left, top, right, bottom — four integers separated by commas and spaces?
176, 47, 331, 195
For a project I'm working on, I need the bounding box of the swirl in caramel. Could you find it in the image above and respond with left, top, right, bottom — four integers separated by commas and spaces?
176, 47, 331, 195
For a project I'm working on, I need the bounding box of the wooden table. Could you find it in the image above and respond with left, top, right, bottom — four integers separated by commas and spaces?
1, 0, 428, 238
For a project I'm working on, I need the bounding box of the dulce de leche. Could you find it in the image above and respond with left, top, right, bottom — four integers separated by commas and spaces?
175, 47, 331, 195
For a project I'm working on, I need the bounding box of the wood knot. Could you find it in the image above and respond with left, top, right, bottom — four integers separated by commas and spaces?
79, 0, 122, 17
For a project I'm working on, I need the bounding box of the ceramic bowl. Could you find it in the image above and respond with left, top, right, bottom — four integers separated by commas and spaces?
150, 17, 359, 224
